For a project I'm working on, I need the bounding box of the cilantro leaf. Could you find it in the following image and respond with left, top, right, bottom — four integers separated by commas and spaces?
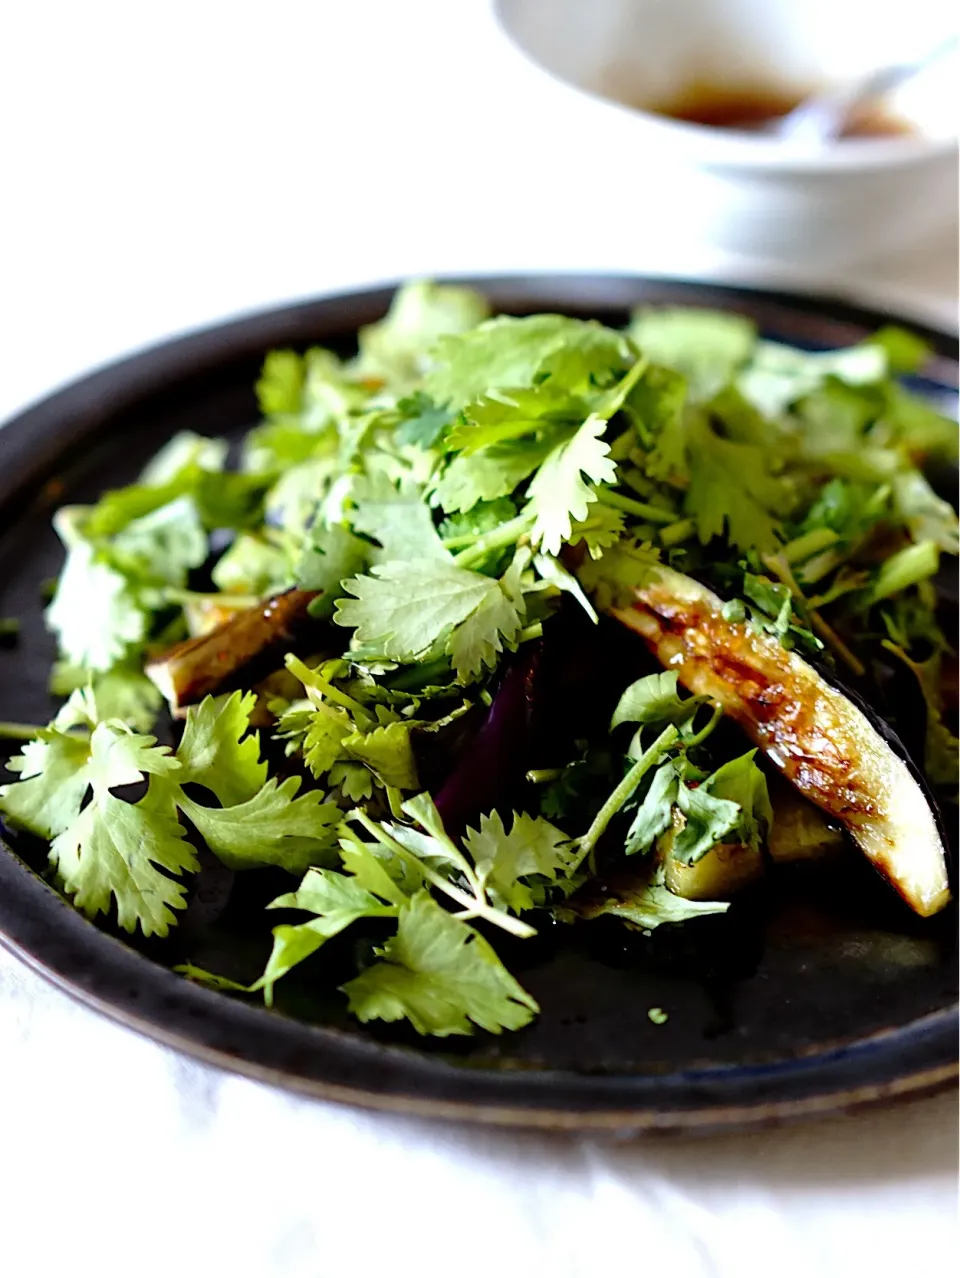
446, 575, 524, 681
433, 437, 556, 513
446, 385, 585, 455
296, 523, 370, 619
883, 641, 960, 789
139, 432, 228, 486
51, 784, 196, 937
109, 496, 207, 587
463, 811, 576, 912
570, 502, 627, 560
252, 867, 399, 1004
349, 472, 448, 562
49, 661, 163, 733
742, 573, 793, 640
355, 280, 490, 388
179, 777, 341, 874
211, 533, 295, 597
628, 307, 756, 401
2, 711, 194, 938
893, 471, 959, 552
334, 559, 524, 680
175, 691, 267, 806
46, 539, 147, 672
0, 726, 96, 840
624, 363, 689, 479
574, 876, 730, 929
684, 413, 787, 552
868, 326, 931, 375
526, 415, 617, 555
525, 359, 648, 556
342, 891, 538, 1036
739, 339, 887, 417
256, 350, 305, 416
672, 781, 741, 865
342, 721, 420, 791
610, 671, 707, 733
624, 761, 679, 854
277, 699, 352, 779
706, 750, 773, 851
425, 314, 631, 410
395, 391, 455, 449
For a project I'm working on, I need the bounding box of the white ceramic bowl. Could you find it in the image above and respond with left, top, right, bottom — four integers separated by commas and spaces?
494, 0, 959, 270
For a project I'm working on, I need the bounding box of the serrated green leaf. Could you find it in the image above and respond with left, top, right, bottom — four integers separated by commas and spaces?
434, 437, 555, 513
179, 777, 341, 873
425, 314, 629, 410
684, 413, 786, 553
296, 522, 370, 619
251, 867, 399, 1003
610, 671, 706, 732
706, 750, 773, 851
349, 471, 448, 562
624, 761, 679, 855
464, 811, 575, 913
175, 691, 267, 806
672, 783, 741, 865
355, 280, 490, 389
526, 414, 617, 556
342, 891, 538, 1036
256, 349, 305, 416
211, 533, 295, 596
46, 541, 147, 672
343, 720, 419, 790
629, 307, 756, 402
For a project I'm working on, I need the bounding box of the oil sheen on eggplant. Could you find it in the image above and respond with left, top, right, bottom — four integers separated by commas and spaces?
608, 564, 951, 918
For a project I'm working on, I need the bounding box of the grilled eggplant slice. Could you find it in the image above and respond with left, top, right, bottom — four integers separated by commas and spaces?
608, 564, 951, 917
146, 588, 319, 717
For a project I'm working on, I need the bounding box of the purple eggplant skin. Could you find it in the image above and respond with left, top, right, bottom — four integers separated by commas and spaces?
834, 673, 957, 901
433, 645, 541, 837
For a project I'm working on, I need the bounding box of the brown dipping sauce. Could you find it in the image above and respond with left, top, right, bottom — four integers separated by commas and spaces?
639, 82, 915, 138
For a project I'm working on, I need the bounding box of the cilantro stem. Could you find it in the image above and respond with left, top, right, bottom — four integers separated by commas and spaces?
386, 786, 405, 821
782, 527, 839, 565
596, 489, 676, 525
516, 622, 543, 644
285, 654, 369, 719
526, 767, 563, 784
659, 517, 696, 547
350, 810, 536, 938
868, 540, 939, 604
451, 514, 536, 568
387, 657, 452, 691
0, 721, 43, 741
573, 724, 679, 873
684, 703, 723, 748
761, 552, 865, 678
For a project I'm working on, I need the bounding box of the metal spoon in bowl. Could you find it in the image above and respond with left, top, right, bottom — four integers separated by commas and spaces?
771, 34, 958, 146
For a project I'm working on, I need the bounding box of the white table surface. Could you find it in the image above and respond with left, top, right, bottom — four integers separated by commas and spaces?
0, 4, 957, 1275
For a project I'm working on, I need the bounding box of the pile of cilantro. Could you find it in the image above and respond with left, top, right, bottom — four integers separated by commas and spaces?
1, 281, 956, 1039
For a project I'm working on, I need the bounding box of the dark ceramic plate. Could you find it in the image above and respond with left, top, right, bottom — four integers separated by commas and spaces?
1, 276, 957, 1134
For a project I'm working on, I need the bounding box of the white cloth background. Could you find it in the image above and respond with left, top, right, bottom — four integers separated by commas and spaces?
0, 4, 957, 1275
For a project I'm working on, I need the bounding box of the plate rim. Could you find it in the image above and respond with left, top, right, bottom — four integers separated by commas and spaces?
1, 273, 957, 1134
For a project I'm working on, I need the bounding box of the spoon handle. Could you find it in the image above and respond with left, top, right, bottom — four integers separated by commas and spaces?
776, 33, 958, 145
